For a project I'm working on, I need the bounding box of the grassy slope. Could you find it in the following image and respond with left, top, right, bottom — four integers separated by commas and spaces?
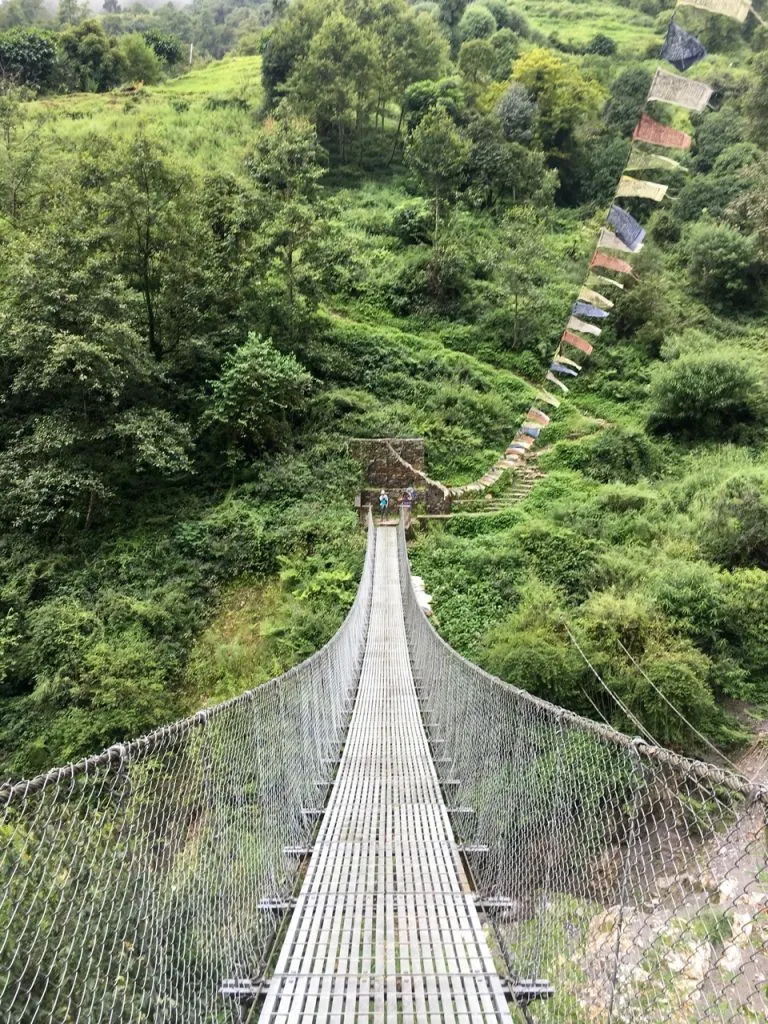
407, 14, 768, 756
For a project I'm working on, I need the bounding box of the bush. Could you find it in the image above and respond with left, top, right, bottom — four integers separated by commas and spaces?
648, 351, 762, 438
702, 473, 768, 569
693, 109, 746, 172
674, 174, 750, 223
488, 27, 520, 79
458, 38, 496, 84
458, 3, 497, 41
495, 81, 535, 143
120, 34, 164, 86
604, 66, 652, 137
478, 0, 514, 28
142, 29, 183, 67
391, 198, 434, 244
569, 427, 658, 484
482, 579, 585, 705
0, 27, 58, 91
586, 33, 617, 56
686, 223, 758, 308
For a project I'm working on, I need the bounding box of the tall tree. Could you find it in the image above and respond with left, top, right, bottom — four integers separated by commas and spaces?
512, 47, 603, 158
285, 10, 378, 162
0, 214, 191, 530
98, 131, 194, 361
404, 106, 469, 242
0, 85, 48, 226
245, 116, 327, 343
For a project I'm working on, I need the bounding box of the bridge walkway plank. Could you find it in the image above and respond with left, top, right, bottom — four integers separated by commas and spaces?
258, 527, 512, 1023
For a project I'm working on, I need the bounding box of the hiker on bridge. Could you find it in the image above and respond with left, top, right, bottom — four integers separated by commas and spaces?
399, 485, 416, 527
378, 489, 390, 521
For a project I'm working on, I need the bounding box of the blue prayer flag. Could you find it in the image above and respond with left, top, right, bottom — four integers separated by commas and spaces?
571, 302, 609, 320
607, 205, 646, 253
661, 20, 707, 73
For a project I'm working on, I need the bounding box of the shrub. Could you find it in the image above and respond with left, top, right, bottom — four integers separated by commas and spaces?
458, 3, 497, 41
701, 473, 768, 570
482, 579, 585, 705
495, 81, 535, 143
142, 30, 183, 66
0, 27, 58, 91
675, 174, 750, 223
692, 109, 746, 172
478, 0, 514, 28
570, 427, 658, 484
488, 27, 520, 79
120, 34, 164, 86
648, 351, 762, 438
586, 33, 617, 56
391, 199, 434, 244
685, 223, 757, 308
458, 38, 496, 85
604, 66, 653, 137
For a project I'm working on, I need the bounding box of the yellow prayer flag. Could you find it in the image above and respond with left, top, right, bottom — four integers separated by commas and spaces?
616, 176, 669, 202
678, 0, 751, 22
578, 286, 614, 310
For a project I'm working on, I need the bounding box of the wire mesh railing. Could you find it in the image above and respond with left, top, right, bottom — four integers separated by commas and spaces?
397, 513, 768, 1024
0, 511, 375, 1024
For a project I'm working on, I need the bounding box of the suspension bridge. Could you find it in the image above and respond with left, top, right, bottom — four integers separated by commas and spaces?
1, 512, 766, 1023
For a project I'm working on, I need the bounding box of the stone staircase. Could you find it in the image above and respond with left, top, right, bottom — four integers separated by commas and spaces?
453, 464, 545, 514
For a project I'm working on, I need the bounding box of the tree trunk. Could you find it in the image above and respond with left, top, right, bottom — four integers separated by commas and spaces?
84, 488, 96, 530
387, 109, 404, 168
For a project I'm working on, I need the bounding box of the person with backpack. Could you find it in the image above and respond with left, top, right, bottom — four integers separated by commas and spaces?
378, 489, 390, 521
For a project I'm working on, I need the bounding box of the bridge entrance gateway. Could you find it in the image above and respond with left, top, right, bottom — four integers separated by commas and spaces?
259, 526, 513, 1022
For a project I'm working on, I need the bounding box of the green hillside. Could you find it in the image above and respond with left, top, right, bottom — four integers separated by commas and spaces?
2, 0, 768, 776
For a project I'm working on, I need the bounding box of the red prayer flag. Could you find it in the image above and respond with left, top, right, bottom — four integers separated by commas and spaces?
632, 113, 691, 151
590, 251, 636, 276
526, 408, 550, 426
561, 330, 593, 356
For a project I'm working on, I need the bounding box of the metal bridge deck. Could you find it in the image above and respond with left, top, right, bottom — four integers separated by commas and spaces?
259, 527, 512, 1023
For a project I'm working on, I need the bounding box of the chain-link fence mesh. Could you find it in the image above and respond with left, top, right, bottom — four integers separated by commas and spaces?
397, 516, 768, 1024
0, 513, 375, 1024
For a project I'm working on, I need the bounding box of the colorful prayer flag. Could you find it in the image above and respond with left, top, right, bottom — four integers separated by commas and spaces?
588, 273, 624, 291
526, 408, 551, 426
647, 68, 713, 112
556, 356, 582, 372
590, 251, 635, 277
520, 425, 541, 438
632, 113, 692, 150
608, 204, 646, 252
616, 176, 669, 202
572, 301, 609, 319
550, 361, 578, 377
561, 330, 594, 356
546, 372, 569, 394
678, 0, 751, 22
660, 21, 707, 72
626, 149, 686, 174
567, 316, 602, 337
598, 228, 632, 254
578, 286, 613, 310
536, 389, 562, 408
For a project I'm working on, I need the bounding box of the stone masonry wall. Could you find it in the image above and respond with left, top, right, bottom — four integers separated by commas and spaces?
350, 438, 452, 515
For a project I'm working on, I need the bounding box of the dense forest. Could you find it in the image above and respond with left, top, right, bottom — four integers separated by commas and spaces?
1, 0, 767, 777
